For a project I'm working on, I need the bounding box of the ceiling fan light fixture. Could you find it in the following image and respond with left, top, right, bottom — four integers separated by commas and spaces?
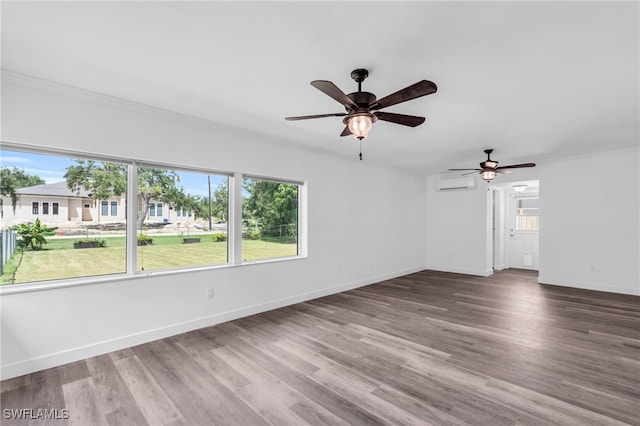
481, 170, 496, 182
347, 113, 374, 140
449, 149, 536, 182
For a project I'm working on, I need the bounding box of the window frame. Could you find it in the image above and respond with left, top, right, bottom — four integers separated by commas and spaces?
514, 195, 540, 232
240, 175, 303, 263
0, 143, 307, 293
134, 162, 233, 273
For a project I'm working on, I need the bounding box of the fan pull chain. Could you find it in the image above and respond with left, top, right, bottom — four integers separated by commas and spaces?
359, 140, 363, 161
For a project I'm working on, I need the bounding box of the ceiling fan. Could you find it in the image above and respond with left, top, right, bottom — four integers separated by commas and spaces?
285, 68, 437, 159
449, 149, 536, 182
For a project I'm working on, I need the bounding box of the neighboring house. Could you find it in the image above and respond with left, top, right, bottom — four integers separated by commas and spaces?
1, 181, 193, 226
1, 181, 126, 224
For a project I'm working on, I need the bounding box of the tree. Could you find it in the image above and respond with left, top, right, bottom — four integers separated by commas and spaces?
14, 218, 58, 250
243, 179, 298, 237
65, 160, 127, 199
175, 180, 229, 224
211, 181, 228, 222
0, 167, 46, 212
65, 159, 127, 199
169, 187, 203, 220
65, 161, 185, 227
136, 168, 181, 227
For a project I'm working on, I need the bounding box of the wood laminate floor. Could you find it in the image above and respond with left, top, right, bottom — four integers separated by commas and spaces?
2, 269, 639, 425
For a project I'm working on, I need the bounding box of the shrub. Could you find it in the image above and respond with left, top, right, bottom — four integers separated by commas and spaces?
74, 238, 107, 247
212, 233, 227, 242
13, 218, 58, 250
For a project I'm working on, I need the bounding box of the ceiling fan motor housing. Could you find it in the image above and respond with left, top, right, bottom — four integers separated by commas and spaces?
481, 149, 498, 168
347, 91, 377, 110
480, 160, 499, 169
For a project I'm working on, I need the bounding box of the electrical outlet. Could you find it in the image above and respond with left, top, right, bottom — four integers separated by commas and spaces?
206, 288, 215, 299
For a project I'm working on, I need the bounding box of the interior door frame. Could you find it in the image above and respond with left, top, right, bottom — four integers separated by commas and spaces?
490, 180, 540, 271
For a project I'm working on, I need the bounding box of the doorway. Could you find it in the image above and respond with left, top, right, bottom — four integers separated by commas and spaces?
491, 180, 540, 271
508, 192, 539, 270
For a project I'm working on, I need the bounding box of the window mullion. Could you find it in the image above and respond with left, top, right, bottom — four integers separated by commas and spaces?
229, 173, 244, 265
298, 182, 307, 257
126, 163, 138, 275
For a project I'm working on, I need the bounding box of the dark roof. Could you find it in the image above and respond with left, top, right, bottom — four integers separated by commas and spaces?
16, 181, 90, 197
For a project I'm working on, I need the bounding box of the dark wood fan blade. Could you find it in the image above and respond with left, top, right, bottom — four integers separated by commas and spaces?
340, 126, 352, 137
285, 113, 347, 121
496, 163, 536, 170
449, 168, 481, 171
311, 80, 358, 109
371, 80, 437, 110
374, 112, 425, 127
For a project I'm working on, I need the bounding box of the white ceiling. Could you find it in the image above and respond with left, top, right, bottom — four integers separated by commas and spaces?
2, 1, 638, 175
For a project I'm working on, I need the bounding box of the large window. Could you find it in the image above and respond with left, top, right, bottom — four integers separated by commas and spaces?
136, 165, 229, 272
0, 145, 304, 288
242, 177, 299, 261
1, 149, 128, 284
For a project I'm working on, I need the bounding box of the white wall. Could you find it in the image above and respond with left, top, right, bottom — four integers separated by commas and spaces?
425, 175, 493, 276
537, 148, 639, 295
0, 75, 427, 379
425, 147, 640, 296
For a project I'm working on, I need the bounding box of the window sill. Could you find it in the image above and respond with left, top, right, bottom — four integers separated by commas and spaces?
0, 255, 308, 296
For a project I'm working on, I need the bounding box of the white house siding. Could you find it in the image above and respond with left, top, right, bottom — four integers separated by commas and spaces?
1, 194, 127, 227
1, 194, 82, 225
141, 199, 194, 224
68, 198, 83, 222
90, 196, 127, 223
2, 182, 191, 227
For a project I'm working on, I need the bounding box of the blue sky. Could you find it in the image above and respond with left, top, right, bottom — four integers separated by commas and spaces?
0, 149, 227, 197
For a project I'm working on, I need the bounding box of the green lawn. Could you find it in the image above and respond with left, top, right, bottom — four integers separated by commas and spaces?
1, 235, 297, 285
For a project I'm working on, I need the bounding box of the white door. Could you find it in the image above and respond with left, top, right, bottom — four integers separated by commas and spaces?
508, 194, 539, 270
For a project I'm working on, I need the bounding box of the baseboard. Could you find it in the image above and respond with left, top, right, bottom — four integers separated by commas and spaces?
493, 263, 508, 271
425, 264, 494, 277
0, 265, 425, 380
537, 275, 640, 296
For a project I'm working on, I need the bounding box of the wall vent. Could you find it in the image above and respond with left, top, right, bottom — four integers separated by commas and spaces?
437, 177, 476, 191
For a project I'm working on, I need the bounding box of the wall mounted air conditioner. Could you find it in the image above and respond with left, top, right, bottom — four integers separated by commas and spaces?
437, 177, 476, 191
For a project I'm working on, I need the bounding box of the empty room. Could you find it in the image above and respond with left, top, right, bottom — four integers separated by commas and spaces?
1, 1, 638, 425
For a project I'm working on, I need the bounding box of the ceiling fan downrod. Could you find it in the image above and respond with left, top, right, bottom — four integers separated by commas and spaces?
351, 68, 369, 92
